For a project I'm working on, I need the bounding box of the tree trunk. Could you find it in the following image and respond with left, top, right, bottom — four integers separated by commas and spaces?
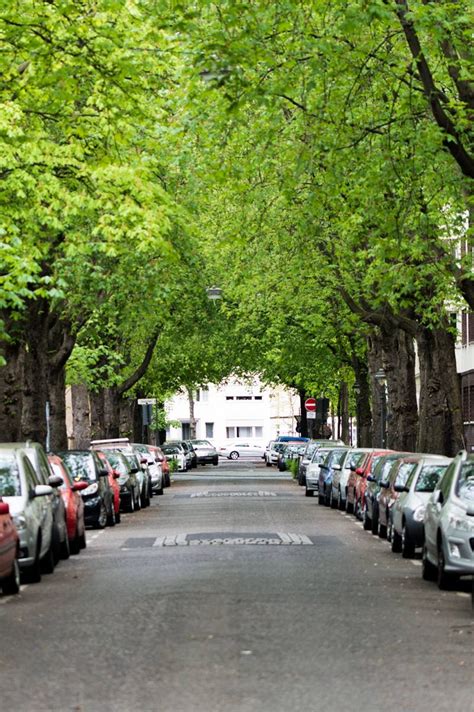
339, 381, 350, 445
187, 387, 197, 440
20, 304, 49, 445
416, 325, 465, 455
48, 365, 68, 450
299, 389, 308, 437
381, 328, 418, 452
352, 351, 372, 447
0, 337, 24, 441
70, 384, 91, 449
367, 332, 385, 448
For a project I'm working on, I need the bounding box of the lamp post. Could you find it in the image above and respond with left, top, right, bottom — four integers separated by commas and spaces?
374, 368, 387, 448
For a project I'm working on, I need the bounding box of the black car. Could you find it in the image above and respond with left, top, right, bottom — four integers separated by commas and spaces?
101, 450, 141, 512
58, 451, 115, 528
363, 453, 408, 533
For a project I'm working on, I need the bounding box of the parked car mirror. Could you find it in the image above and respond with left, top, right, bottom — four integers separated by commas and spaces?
48, 474, 64, 488
112, 470, 120, 479
367, 475, 376, 483
380, 481, 389, 489
72, 481, 88, 492
98, 468, 109, 477
33, 484, 54, 497
394, 484, 408, 493
140, 458, 148, 465
0, 501, 10, 515
432, 489, 442, 505
130, 467, 139, 474
466, 503, 474, 516
355, 467, 364, 476
332, 464, 341, 471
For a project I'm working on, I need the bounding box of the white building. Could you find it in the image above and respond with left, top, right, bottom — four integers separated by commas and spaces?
165, 376, 300, 446
457, 311, 474, 451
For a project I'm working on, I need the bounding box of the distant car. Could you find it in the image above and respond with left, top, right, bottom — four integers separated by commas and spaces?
183, 441, 199, 469
391, 455, 451, 558
219, 442, 265, 460
48, 455, 87, 554
265, 442, 287, 467
148, 446, 171, 487
100, 450, 141, 512
305, 447, 337, 497
422, 450, 474, 589
90, 440, 152, 508
95, 451, 122, 520
363, 452, 406, 533
161, 444, 188, 472
188, 440, 219, 466
317, 448, 351, 506
131, 443, 163, 495
277, 443, 307, 472
58, 451, 115, 528
165, 441, 194, 470
0, 445, 55, 583
331, 448, 372, 510
0, 499, 20, 595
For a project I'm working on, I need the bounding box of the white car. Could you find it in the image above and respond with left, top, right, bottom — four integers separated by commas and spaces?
422, 450, 474, 589
219, 442, 265, 460
0, 445, 55, 583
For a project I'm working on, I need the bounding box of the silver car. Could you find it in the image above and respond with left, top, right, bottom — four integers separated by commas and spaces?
391, 455, 451, 558
305, 447, 334, 496
423, 451, 474, 589
0, 445, 54, 583
331, 448, 373, 510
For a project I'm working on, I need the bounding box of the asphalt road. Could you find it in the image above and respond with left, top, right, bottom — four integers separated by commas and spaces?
1, 459, 472, 712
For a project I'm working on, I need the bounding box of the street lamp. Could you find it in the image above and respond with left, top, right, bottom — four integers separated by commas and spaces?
374, 368, 387, 447
206, 286, 222, 301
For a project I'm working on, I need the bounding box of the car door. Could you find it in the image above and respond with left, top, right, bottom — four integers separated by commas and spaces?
424, 463, 456, 554
24, 456, 52, 558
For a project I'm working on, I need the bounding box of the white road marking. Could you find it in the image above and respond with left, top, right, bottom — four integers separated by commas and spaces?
456, 592, 471, 599
410, 560, 422, 567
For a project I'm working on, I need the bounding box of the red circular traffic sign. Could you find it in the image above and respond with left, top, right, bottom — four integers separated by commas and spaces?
304, 398, 317, 412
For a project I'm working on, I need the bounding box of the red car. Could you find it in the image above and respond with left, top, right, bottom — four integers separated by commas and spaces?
346, 450, 392, 518
0, 499, 20, 595
96, 451, 121, 523
48, 455, 87, 554
148, 445, 170, 488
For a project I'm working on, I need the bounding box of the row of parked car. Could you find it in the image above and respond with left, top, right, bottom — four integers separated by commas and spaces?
161, 439, 219, 470
0, 438, 172, 596
285, 439, 473, 590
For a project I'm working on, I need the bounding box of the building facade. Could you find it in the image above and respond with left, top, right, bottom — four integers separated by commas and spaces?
458, 311, 474, 452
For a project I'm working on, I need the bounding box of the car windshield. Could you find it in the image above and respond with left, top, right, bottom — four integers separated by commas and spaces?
348, 451, 367, 470
0, 454, 22, 496
123, 453, 140, 469
332, 449, 348, 466
414, 464, 447, 492
395, 462, 417, 487
163, 446, 179, 455
60, 452, 96, 481
50, 461, 73, 489
304, 443, 318, 460
313, 449, 330, 464
455, 462, 474, 502
192, 441, 213, 447
105, 451, 129, 475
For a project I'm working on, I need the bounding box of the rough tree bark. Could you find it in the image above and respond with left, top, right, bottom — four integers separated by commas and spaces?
367, 332, 385, 448
186, 387, 197, 440
351, 350, 372, 447
70, 384, 91, 449
339, 381, 350, 444
0, 332, 24, 442
381, 327, 418, 452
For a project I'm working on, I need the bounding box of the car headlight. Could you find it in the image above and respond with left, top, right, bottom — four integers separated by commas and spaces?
413, 505, 426, 522
13, 514, 26, 530
448, 515, 474, 533
82, 482, 99, 496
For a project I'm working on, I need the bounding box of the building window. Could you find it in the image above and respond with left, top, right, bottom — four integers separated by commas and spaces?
226, 426, 236, 438
254, 395, 263, 400
205, 422, 214, 438
226, 396, 234, 400
237, 426, 252, 438
200, 388, 209, 402
182, 422, 191, 439
461, 313, 474, 345
254, 426, 263, 438
462, 374, 474, 422
236, 396, 252, 400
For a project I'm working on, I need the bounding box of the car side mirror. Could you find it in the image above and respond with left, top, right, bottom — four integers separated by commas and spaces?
48, 474, 64, 488
0, 501, 10, 515
112, 470, 120, 479
332, 464, 341, 471
465, 503, 474, 516
380, 481, 389, 489
98, 468, 109, 478
33, 484, 54, 498
394, 484, 408, 493
355, 467, 364, 476
130, 467, 139, 474
432, 489, 443, 505
140, 458, 148, 465
72, 481, 88, 492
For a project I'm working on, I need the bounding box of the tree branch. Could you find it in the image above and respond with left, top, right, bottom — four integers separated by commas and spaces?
117, 329, 160, 396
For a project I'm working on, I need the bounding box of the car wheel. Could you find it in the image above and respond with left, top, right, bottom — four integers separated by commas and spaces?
337, 489, 344, 511
79, 531, 87, 550
422, 545, 436, 581
115, 509, 121, 524
330, 489, 337, 509
266, 460, 272, 467
363, 505, 372, 530
60, 532, 70, 560
401, 524, 415, 558
24, 538, 42, 584
305, 488, 313, 497
135, 491, 141, 511
52, 524, 61, 565
378, 522, 387, 539
354, 498, 361, 520
107, 504, 116, 527
212, 458, 218, 467
2, 558, 20, 595
96, 502, 107, 529
229, 451, 239, 460
437, 540, 455, 590
345, 496, 353, 515
40, 542, 55, 575
391, 528, 402, 553
70, 527, 80, 555
371, 508, 379, 536
318, 491, 325, 505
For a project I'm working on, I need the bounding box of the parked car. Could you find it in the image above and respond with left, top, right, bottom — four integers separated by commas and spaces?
48, 454, 87, 554
161, 444, 188, 472
265, 442, 287, 467
0, 444, 55, 582
165, 441, 194, 470
297, 441, 323, 485
305, 446, 339, 497
331, 448, 373, 510
148, 445, 171, 486
95, 451, 122, 520
90, 439, 152, 507
189, 440, 219, 466
58, 450, 115, 528
0, 499, 20, 595
183, 441, 199, 469
100, 450, 141, 512
422, 450, 474, 589
363, 452, 406, 533
131, 443, 163, 495
350, 450, 392, 521
219, 442, 265, 459
22, 441, 68, 563
377, 456, 419, 539
318, 448, 351, 506
391, 455, 451, 558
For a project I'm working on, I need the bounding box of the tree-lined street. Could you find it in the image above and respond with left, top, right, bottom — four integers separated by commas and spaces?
1, 462, 471, 712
